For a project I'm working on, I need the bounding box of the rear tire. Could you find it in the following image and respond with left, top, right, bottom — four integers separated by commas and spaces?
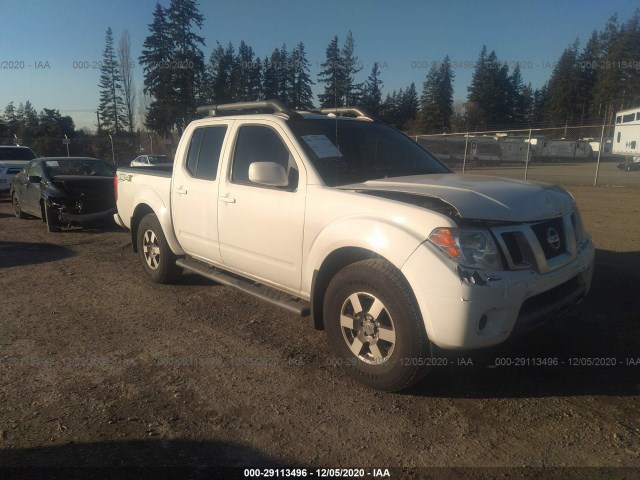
323, 259, 431, 392
136, 213, 180, 283
12, 193, 27, 219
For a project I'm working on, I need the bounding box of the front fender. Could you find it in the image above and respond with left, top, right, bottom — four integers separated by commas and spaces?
132, 189, 185, 256
302, 216, 426, 294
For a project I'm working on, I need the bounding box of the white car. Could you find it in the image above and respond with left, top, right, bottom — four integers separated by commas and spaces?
0, 146, 37, 193
130, 155, 173, 167
114, 101, 594, 391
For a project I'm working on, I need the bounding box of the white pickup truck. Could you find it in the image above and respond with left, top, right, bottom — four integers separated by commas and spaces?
114, 101, 594, 391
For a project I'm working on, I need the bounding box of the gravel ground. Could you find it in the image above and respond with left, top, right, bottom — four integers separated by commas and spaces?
0, 185, 638, 478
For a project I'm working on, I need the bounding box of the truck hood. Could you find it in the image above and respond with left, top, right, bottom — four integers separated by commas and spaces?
338, 174, 575, 222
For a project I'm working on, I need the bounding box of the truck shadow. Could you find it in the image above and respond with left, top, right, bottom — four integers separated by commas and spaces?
0, 439, 298, 479
408, 249, 640, 398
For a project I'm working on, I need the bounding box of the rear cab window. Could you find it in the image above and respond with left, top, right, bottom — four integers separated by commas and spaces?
185, 125, 228, 180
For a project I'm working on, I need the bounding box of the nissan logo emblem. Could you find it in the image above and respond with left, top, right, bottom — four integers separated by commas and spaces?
546, 227, 561, 251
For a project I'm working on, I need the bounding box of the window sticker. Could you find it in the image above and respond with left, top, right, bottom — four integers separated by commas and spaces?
301, 135, 343, 159
45, 161, 59, 167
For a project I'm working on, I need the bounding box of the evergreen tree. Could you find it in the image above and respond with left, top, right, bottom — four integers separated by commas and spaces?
276, 44, 291, 103
466, 47, 511, 128
520, 83, 535, 125
577, 31, 601, 122
263, 52, 280, 100
591, 11, 640, 119
360, 63, 384, 116
544, 40, 581, 125
118, 29, 136, 134
3, 102, 19, 133
531, 84, 549, 125
233, 41, 261, 101
290, 42, 314, 109
318, 36, 345, 108
23, 101, 39, 129
166, 0, 205, 132
262, 47, 290, 102
508, 64, 531, 125
139, 3, 175, 136
399, 83, 419, 131
207, 42, 235, 103
342, 31, 363, 106
419, 57, 454, 133
97, 27, 127, 135
380, 89, 402, 127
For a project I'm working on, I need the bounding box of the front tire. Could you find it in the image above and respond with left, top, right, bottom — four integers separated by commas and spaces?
136, 213, 180, 283
323, 259, 431, 391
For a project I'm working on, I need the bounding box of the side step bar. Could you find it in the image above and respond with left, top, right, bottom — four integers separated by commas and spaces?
176, 257, 310, 317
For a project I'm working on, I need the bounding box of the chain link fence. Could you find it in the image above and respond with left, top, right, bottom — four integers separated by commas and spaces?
1, 131, 181, 168
416, 122, 640, 188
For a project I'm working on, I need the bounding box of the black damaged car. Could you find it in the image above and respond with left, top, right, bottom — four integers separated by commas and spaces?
10, 157, 116, 232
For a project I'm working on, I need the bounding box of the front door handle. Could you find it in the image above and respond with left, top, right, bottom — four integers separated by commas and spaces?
176, 188, 188, 195
219, 196, 236, 204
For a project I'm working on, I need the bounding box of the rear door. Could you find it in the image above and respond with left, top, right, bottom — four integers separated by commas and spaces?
171, 122, 230, 264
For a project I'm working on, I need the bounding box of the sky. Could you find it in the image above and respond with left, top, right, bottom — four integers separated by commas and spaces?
1, 0, 638, 131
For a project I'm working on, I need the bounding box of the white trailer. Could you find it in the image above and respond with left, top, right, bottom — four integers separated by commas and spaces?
417, 135, 502, 165
613, 107, 640, 161
532, 139, 592, 162
498, 137, 532, 162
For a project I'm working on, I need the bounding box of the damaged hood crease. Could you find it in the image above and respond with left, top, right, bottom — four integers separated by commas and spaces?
340, 174, 575, 222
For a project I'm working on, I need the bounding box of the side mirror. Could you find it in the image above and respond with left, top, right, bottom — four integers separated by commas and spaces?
248, 162, 288, 187
28, 175, 42, 183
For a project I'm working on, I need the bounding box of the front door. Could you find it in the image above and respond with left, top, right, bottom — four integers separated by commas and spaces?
218, 122, 306, 292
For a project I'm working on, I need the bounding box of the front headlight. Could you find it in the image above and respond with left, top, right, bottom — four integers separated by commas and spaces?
571, 209, 585, 244
429, 227, 504, 270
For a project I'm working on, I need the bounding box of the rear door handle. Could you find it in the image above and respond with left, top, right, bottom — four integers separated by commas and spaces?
219, 196, 236, 204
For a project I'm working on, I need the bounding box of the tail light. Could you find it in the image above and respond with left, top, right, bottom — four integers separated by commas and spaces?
113, 175, 118, 202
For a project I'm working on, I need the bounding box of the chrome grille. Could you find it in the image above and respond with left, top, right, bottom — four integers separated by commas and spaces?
492, 214, 577, 274
530, 217, 565, 260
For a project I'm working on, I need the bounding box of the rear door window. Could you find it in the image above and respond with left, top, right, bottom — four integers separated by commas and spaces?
186, 126, 227, 180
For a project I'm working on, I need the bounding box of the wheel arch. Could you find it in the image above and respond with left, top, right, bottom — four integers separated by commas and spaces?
130, 202, 184, 256
130, 204, 155, 253
310, 247, 416, 331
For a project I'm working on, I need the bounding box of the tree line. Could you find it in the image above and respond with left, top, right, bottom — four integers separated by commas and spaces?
3, 1, 639, 155
0, 101, 75, 155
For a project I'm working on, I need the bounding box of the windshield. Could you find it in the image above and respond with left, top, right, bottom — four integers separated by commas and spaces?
287, 118, 450, 186
44, 159, 115, 177
148, 155, 172, 164
0, 147, 36, 161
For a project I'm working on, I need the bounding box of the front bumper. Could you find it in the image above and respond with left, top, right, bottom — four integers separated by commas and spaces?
59, 208, 116, 223
401, 235, 595, 350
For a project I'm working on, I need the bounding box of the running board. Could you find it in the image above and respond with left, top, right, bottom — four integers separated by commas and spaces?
176, 257, 310, 317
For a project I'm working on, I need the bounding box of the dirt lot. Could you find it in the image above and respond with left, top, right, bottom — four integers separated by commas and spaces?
0, 184, 639, 478
454, 161, 640, 188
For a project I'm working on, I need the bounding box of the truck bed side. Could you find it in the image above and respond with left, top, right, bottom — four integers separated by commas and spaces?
115, 166, 184, 256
